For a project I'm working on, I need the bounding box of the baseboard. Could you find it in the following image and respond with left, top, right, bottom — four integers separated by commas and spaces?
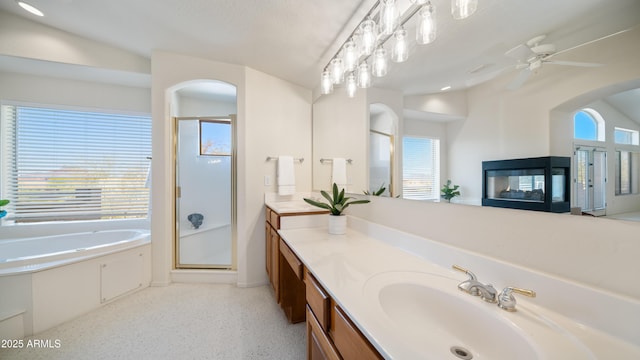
170, 269, 238, 284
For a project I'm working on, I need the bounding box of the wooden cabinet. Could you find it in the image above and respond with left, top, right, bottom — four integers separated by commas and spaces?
265, 205, 381, 359
307, 306, 341, 360
305, 270, 382, 360
279, 239, 306, 323
265, 207, 280, 302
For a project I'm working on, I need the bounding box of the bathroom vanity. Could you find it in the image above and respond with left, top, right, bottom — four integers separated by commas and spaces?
264, 201, 327, 322
275, 215, 640, 360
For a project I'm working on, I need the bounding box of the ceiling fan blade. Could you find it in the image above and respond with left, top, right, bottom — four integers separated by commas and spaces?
551, 28, 632, 57
544, 60, 603, 67
507, 69, 532, 90
505, 44, 535, 62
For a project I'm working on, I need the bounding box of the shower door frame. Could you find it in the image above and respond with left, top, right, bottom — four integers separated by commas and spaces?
173, 115, 237, 270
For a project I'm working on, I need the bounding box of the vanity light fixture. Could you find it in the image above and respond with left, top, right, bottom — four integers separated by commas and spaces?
357, 62, 372, 88
17, 1, 44, 16
451, 0, 478, 20
320, 0, 478, 97
321, 70, 334, 94
346, 73, 358, 98
391, 26, 409, 63
372, 47, 389, 77
417, 3, 437, 45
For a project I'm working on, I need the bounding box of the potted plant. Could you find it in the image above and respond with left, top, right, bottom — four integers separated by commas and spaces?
364, 183, 386, 196
441, 180, 460, 203
0, 199, 9, 220
304, 183, 370, 234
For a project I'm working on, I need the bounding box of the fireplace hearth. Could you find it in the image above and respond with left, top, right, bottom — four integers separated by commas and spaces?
482, 156, 571, 213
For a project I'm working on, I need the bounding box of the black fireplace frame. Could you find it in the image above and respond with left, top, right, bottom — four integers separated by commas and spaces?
482, 156, 571, 213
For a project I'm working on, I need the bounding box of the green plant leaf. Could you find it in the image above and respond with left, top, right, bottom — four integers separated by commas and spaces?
320, 190, 333, 205
303, 198, 332, 210
0, 199, 9, 207
332, 183, 339, 204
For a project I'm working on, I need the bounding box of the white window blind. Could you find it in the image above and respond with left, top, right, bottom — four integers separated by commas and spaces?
1, 104, 151, 223
402, 136, 440, 200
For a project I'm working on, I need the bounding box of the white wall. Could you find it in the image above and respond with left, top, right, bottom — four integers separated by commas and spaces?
0, 11, 149, 74
312, 88, 368, 193
244, 67, 313, 286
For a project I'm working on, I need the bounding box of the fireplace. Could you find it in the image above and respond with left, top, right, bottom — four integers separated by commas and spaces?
482, 156, 570, 213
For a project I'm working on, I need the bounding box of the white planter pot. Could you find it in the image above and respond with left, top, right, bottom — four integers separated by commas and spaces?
328, 214, 347, 235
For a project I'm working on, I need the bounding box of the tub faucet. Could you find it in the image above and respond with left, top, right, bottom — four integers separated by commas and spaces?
452, 264, 497, 303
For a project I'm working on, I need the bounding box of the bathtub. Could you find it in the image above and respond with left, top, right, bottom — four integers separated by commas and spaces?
0, 229, 149, 274
0, 229, 151, 339
179, 223, 231, 266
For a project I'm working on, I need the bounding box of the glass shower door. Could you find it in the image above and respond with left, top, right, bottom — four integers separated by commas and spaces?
175, 116, 235, 269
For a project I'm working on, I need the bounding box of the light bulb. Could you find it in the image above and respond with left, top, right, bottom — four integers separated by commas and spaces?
321, 70, 333, 94
357, 62, 371, 88
417, 4, 437, 45
346, 73, 357, 98
359, 18, 377, 56
17, 1, 44, 16
379, 0, 399, 36
372, 47, 388, 77
330, 57, 344, 84
343, 39, 358, 72
392, 27, 408, 63
451, 0, 478, 20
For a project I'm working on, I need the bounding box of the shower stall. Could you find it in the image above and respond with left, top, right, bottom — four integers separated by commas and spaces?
175, 116, 236, 269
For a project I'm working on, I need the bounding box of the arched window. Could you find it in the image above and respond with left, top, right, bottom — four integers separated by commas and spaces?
574, 108, 605, 141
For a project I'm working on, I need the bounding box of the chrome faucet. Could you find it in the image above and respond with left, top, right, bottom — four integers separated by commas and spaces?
452, 265, 497, 303
497, 286, 536, 312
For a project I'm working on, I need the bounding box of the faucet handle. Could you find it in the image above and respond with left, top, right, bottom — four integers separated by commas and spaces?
452, 265, 479, 295
498, 286, 536, 312
452, 264, 477, 280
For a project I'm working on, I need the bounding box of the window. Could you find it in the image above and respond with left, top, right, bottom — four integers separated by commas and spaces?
614, 127, 639, 145
200, 119, 232, 156
1, 104, 151, 223
402, 136, 440, 200
573, 109, 604, 141
615, 150, 639, 195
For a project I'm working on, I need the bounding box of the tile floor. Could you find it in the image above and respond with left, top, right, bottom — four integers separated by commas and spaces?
0, 283, 306, 360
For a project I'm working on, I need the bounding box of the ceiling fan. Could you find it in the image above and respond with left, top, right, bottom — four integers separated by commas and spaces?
504, 34, 603, 90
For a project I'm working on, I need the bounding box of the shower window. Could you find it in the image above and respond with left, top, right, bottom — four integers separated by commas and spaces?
200, 120, 231, 156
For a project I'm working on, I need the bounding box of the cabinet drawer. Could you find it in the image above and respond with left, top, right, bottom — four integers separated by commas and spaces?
305, 269, 330, 331
270, 210, 280, 229
331, 303, 382, 360
307, 306, 341, 360
265, 207, 272, 226
279, 238, 303, 280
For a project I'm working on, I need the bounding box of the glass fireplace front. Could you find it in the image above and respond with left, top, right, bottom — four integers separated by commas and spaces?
482, 157, 570, 213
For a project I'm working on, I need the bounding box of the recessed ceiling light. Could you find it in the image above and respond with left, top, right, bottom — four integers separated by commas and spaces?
17, 1, 44, 17
441, 86, 452, 91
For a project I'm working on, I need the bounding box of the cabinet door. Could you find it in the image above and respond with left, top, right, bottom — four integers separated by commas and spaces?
331, 303, 382, 360
270, 227, 280, 301
307, 306, 341, 360
265, 223, 271, 276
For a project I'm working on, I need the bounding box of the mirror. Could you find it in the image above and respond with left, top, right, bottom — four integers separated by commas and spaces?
311, 23, 640, 221
369, 103, 399, 197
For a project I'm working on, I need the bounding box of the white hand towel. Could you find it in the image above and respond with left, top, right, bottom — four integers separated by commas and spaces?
332, 158, 347, 189
277, 156, 296, 195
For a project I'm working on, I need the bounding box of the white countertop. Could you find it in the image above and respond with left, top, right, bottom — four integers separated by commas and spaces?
278, 218, 640, 360
265, 200, 328, 215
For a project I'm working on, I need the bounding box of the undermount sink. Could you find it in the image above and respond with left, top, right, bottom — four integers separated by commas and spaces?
362, 271, 593, 360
